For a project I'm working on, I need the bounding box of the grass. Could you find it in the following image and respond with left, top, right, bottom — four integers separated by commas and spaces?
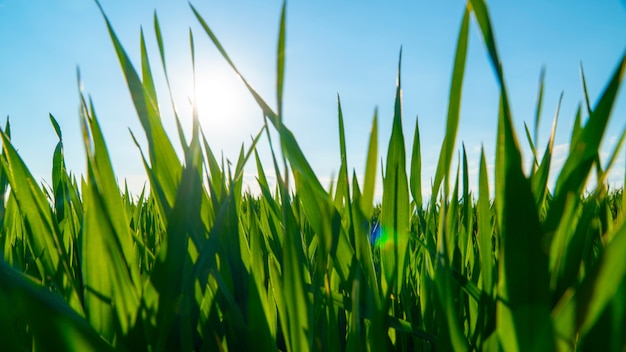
1, 0, 626, 350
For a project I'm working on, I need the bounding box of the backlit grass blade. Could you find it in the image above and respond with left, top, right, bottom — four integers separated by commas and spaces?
531, 93, 562, 211
96, 1, 182, 216
335, 95, 349, 208
0, 130, 83, 314
190, 3, 280, 127
430, 6, 469, 201
192, 4, 327, 199
410, 114, 422, 208
545, 52, 626, 234
351, 171, 380, 303
580, 64, 606, 180
380, 49, 410, 296
360, 110, 378, 218
523, 122, 538, 174
596, 124, 626, 190
461, 143, 471, 252
0, 118, 10, 228
477, 147, 493, 297
469, 0, 554, 349
281, 184, 312, 351
569, 104, 583, 153
534, 66, 546, 145
80, 95, 142, 340
277, 1, 286, 118
433, 165, 470, 351
553, 219, 626, 344
494, 94, 553, 351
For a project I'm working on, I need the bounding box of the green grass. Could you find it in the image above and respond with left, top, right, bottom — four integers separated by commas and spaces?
1, 0, 626, 351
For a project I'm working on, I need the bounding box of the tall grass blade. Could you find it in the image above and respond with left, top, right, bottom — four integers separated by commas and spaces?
96, 1, 182, 217
469, 0, 554, 349
380, 49, 410, 296
545, 53, 626, 234
80, 95, 141, 340
431, 7, 469, 201
410, 115, 422, 208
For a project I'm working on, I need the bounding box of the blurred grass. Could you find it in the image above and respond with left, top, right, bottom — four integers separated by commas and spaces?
1, 0, 626, 351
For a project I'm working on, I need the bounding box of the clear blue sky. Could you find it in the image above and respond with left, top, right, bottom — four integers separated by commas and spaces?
1, 0, 625, 197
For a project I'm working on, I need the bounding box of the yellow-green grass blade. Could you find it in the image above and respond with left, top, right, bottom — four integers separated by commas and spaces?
547, 192, 585, 302
96, 1, 182, 216
469, 0, 554, 349
494, 96, 553, 351
461, 143, 472, 268
277, 1, 286, 118
0, 118, 10, 227
569, 104, 583, 153
80, 96, 142, 339
477, 147, 494, 298
129, 129, 173, 225
545, 53, 626, 235
380, 49, 410, 297
280, 189, 311, 351
534, 66, 546, 145
201, 130, 226, 203
0, 130, 83, 315
233, 126, 265, 185
523, 122, 539, 174
595, 124, 626, 190
334, 95, 349, 207
553, 219, 626, 345
268, 254, 291, 351
254, 150, 281, 220
350, 170, 380, 304
410, 114, 423, 209
192, 3, 327, 200
246, 207, 276, 348
531, 93, 562, 212
360, 110, 378, 219
335, 95, 359, 253
580, 64, 606, 183
430, 7, 469, 201
0, 261, 113, 351
50, 114, 66, 210
431, 193, 467, 351
433, 161, 470, 351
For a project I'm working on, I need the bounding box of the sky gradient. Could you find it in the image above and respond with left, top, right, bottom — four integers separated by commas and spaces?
1, 0, 625, 198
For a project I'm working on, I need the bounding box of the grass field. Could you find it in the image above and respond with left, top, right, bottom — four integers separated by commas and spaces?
1, 0, 626, 351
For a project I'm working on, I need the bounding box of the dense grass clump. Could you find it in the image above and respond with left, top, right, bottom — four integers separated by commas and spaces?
1, 0, 626, 351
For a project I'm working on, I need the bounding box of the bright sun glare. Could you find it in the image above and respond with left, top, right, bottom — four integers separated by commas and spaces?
173, 64, 262, 152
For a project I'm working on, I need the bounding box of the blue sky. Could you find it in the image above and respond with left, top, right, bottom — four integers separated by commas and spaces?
0, 0, 625, 198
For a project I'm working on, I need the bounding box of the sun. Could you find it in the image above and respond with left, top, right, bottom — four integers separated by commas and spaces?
172, 63, 264, 155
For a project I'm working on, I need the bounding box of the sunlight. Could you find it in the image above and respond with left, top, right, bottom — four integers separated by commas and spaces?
173, 63, 262, 150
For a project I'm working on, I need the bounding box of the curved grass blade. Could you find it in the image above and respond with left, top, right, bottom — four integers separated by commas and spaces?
553, 219, 626, 344
531, 92, 562, 210
545, 53, 626, 234
0, 261, 113, 352
96, 1, 182, 217
468, 0, 554, 349
0, 130, 83, 314
80, 95, 141, 339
